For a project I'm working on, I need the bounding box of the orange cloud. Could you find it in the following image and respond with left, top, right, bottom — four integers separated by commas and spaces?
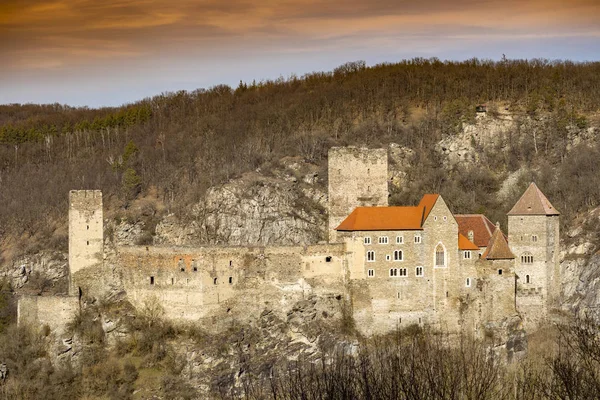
0, 0, 599, 74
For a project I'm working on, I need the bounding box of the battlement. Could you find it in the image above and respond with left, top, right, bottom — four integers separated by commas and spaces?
69, 190, 103, 211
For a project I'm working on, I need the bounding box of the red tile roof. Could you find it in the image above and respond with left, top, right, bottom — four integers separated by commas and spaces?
482, 227, 515, 260
458, 233, 479, 250
455, 214, 496, 248
508, 182, 559, 216
336, 194, 439, 231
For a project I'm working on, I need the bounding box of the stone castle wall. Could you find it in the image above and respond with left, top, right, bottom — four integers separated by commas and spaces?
115, 243, 346, 321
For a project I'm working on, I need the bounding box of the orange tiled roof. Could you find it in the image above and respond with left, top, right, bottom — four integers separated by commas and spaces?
455, 214, 495, 248
482, 227, 515, 260
508, 182, 559, 216
458, 233, 479, 250
336, 194, 439, 231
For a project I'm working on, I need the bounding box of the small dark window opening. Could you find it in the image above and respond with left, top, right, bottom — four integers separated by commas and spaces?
213, 277, 217, 285
325, 256, 332, 262
86, 241, 89, 246
171, 278, 174, 285
86, 225, 89, 230
498, 269, 503, 275
229, 260, 233, 267
229, 277, 233, 284
446, 291, 449, 298
180, 268, 185, 272
145, 246, 149, 251
526, 275, 530, 284
193, 267, 198, 272
150, 276, 155, 285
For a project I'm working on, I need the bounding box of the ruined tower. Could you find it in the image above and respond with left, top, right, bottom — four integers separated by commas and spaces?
69, 190, 103, 296
327, 147, 388, 242
507, 183, 560, 327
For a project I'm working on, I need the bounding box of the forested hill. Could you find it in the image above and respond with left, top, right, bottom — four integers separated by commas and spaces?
1, 58, 600, 259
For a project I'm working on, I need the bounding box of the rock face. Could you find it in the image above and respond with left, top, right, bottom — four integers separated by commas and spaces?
561, 207, 600, 316
155, 159, 327, 246
0, 250, 68, 294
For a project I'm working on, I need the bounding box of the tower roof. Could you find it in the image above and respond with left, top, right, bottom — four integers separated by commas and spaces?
455, 214, 496, 248
508, 183, 559, 216
482, 226, 515, 260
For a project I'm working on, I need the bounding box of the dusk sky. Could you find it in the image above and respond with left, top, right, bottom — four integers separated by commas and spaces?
1, 0, 599, 107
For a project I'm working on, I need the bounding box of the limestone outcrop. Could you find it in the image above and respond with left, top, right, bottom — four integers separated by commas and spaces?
0, 250, 68, 294
154, 161, 327, 247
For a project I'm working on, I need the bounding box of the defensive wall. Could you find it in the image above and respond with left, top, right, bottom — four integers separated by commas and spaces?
114, 243, 347, 321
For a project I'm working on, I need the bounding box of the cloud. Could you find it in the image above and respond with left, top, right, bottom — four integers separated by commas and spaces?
0, 0, 598, 104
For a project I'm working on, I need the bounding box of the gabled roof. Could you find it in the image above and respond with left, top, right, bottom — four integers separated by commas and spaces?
335, 194, 439, 231
508, 182, 559, 216
458, 233, 479, 250
455, 214, 496, 248
482, 227, 515, 260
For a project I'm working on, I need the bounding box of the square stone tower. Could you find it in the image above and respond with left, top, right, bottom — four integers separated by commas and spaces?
69, 190, 103, 296
507, 183, 560, 327
327, 147, 388, 243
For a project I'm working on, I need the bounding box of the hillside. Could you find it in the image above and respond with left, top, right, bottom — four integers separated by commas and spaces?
2, 58, 600, 399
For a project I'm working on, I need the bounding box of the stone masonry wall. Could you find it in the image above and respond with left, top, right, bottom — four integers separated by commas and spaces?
328, 147, 388, 243
116, 244, 346, 321
18, 296, 79, 336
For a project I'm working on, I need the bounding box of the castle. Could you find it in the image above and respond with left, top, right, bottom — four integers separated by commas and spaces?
17, 147, 561, 336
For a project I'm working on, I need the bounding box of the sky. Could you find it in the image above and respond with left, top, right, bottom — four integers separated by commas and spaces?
1, 0, 599, 107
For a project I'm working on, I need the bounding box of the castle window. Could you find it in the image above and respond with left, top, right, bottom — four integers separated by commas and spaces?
86, 241, 89, 246
396, 236, 403, 244
180, 268, 185, 272
325, 256, 332, 262
364, 237, 371, 245
435, 244, 445, 267
466, 278, 471, 287
399, 268, 407, 277
171, 278, 174, 285
367, 269, 374, 277
521, 253, 534, 264
532, 235, 538, 242
414, 235, 422, 244
193, 267, 198, 272
416, 266, 423, 277
386, 255, 391, 261
464, 251, 471, 259
378, 236, 389, 244
229, 260, 233, 267
150, 276, 155, 285
367, 251, 375, 262
229, 277, 233, 284
213, 277, 218, 285
87, 225, 89, 230
394, 250, 403, 261
526, 275, 530, 284
498, 269, 503, 275
434, 216, 437, 221
443, 216, 447, 221
390, 268, 398, 277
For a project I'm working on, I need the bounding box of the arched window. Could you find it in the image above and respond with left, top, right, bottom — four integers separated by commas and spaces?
521, 253, 534, 264
435, 244, 445, 267
526, 275, 530, 284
